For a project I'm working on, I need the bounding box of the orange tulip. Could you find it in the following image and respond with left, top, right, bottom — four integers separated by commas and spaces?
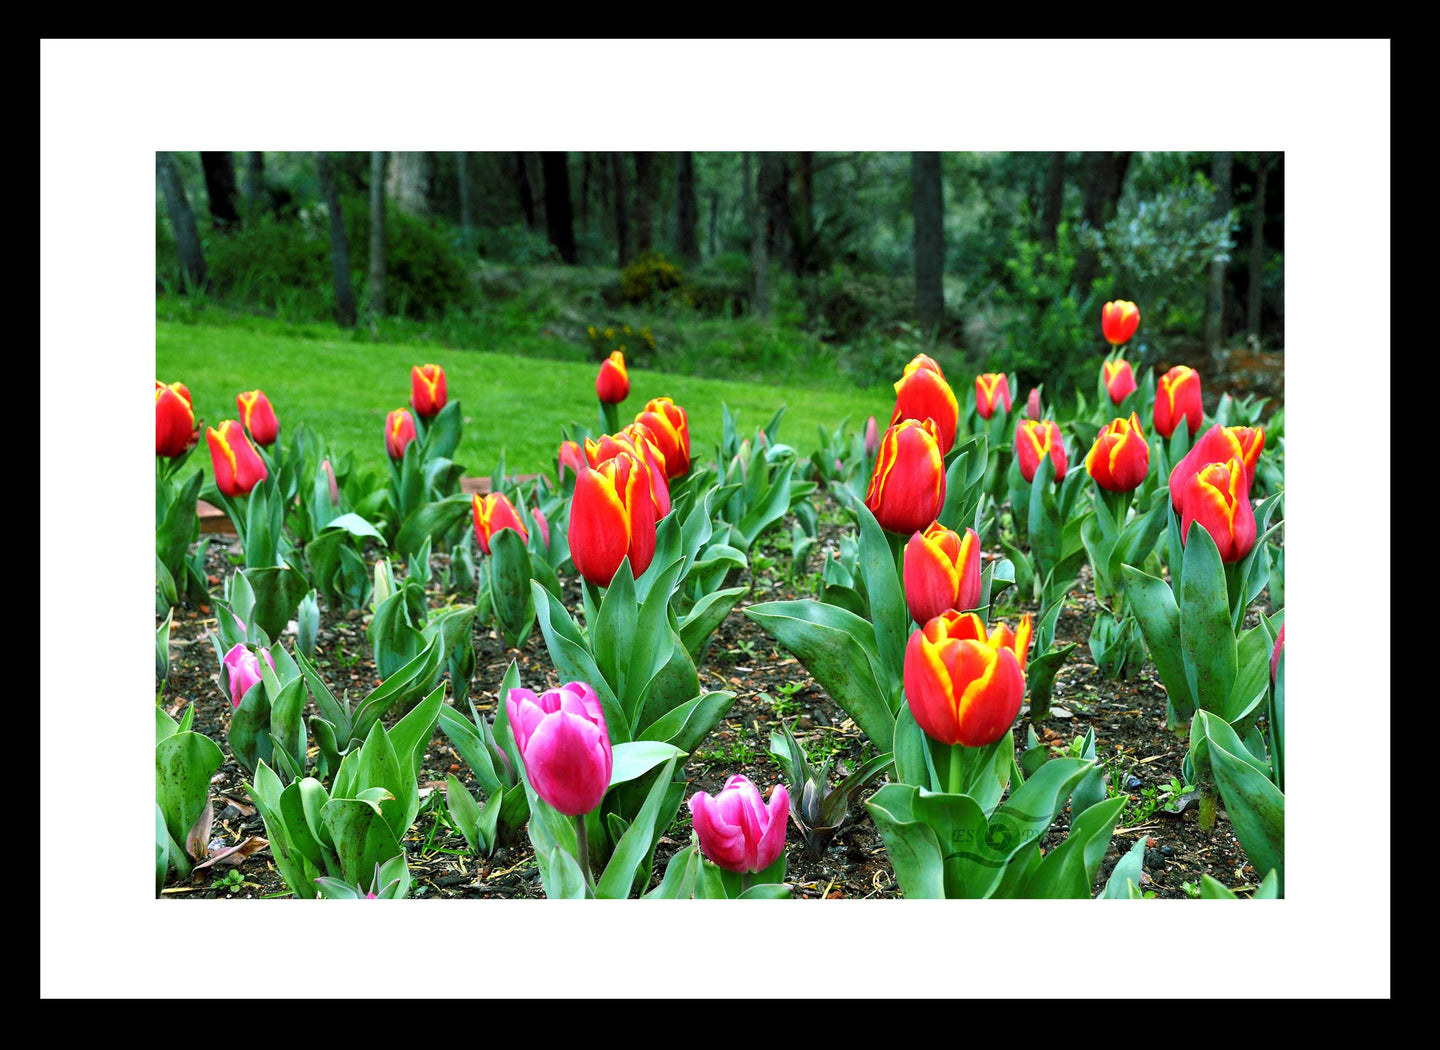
975, 373, 1012, 420
410, 364, 447, 419
1014, 419, 1068, 483
1101, 300, 1141, 346
904, 611, 1032, 747
891, 354, 959, 454
904, 524, 982, 626
155, 380, 197, 458
385, 408, 417, 460
236, 389, 279, 446
864, 418, 946, 535
633, 397, 690, 478
1154, 365, 1203, 439
1101, 358, 1138, 404
471, 492, 529, 555
1086, 413, 1150, 492
1167, 423, 1265, 509
595, 351, 630, 404
568, 452, 658, 587
585, 426, 671, 519
1177, 458, 1257, 563
206, 420, 268, 497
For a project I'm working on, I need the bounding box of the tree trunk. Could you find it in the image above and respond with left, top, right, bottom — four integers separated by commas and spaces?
368, 151, 388, 319
200, 151, 241, 231
795, 151, 815, 274
157, 151, 208, 292
708, 189, 720, 260
315, 152, 356, 328
541, 152, 577, 264
746, 152, 769, 318
1038, 151, 1066, 250
759, 152, 793, 275
579, 152, 592, 233
675, 151, 699, 265
912, 152, 945, 336
610, 152, 632, 267
244, 151, 265, 224
515, 152, 536, 230
456, 152, 472, 233
1248, 152, 1272, 346
1072, 151, 1133, 296
387, 152, 431, 217
1205, 151, 1234, 367
633, 151, 656, 253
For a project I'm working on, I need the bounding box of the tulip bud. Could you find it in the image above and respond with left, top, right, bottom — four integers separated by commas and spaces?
864, 416, 879, 457
687, 774, 789, 874
633, 397, 691, 478
1101, 300, 1141, 346
321, 458, 340, 507
206, 420, 268, 497
222, 643, 275, 710
1025, 387, 1042, 422
1014, 419, 1068, 483
1154, 365, 1203, 440
903, 611, 1031, 748
975, 373, 1012, 420
1167, 423, 1265, 510
595, 351, 630, 404
585, 426, 671, 519
410, 364, 447, 419
1101, 358, 1138, 404
1270, 622, 1285, 682
864, 418, 946, 535
1086, 413, 1150, 492
531, 507, 550, 550
236, 389, 280, 446
891, 354, 959, 454
156, 380, 198, 458
558, 440, 585, 486
569, 452, 658, 587
904, 524, 982, 626
506, 682, 613, 817
472, 492, 529, 555
1177, 457, 1257, 563
384, 409, 417, 460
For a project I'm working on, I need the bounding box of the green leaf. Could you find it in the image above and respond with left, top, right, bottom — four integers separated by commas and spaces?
856, 503, 907, 690
1195, 711, 1284, 893
445, 774, 482, 852
322, 796, 404, 889
394, 494, 471, 559
1179, 524, 1238, 715
1121, 565, 1195, 719
1099, 833, 1150, 899
596, 756, 679, 899
531, 580, 625, 741
609, 741, 686, 787
864, 783, 950, 899
638, 691, 736, 754
487, 528, 536, 648
155, 730, 224, 854
1019, 796, 1126, 898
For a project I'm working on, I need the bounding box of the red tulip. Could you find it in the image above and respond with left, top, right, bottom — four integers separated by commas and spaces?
506, 682, 613, 817
1101, 300, 1141, 346
568, 452, 658, 587
1086, 413, 1150, 492
595, 351, 630, 404
472, 492, 529, 555
385, 409, 417, 460
904, 524, 982, 626
975, 373, 1012, 420
206, 420, 268, 497
1167, 423, 1265, 509
531, 507, 550, 550
1025, 387, 1042, 422
864, 418, 946, 535
688, 774, 789, 875
236, 389, 279, 446
155, 380, 197, 458
410, 364, 447, 419
1014, 419, 1068, 483
904, 611, 1032, 747
585, 425, 671, 519
1154, 365, 1203, 439
558, 439, 585, 485
1101, 358, 1138, 404
891, 354, 959, 454
633, 397, 691, 478
1177, 457, 1257, 563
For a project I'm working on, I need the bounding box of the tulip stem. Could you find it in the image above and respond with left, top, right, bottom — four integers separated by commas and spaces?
600, 400, 621, 436
573, 815, 597, 896
948, 744, 963, 796
740, 872, 754, 896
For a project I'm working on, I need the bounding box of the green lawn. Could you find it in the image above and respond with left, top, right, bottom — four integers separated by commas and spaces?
157, 321, 890, 480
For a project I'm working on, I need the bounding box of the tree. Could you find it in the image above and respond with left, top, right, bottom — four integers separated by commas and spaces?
200, 151, 241, 231
456, 151, 472, 234
1037, 151, 1066, 250
675, 151, 699, 265
794, 151, 815, 274
314, 152, 356, 328
759, 152, 793, 274
746, 152, 768, 318
515, 152, 537, 230
1204, 151, 1234, 366
157, 151, 207, 291
610, 152, 632, 267
1248, 152, 1277, 345
912, 152, 945, 336
633, 151, 657, 253
369, 151, 388, 319
244, 151, 265, 224
1072, 151, 1133, 295
541, 152, 577, 264
387, 152, 432, 217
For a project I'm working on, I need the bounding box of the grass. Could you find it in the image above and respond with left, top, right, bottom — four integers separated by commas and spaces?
157, 318, 890, 480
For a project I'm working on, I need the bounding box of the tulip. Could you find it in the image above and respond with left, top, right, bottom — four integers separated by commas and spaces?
235, 389, 279, 446
891, 354, 959, 454
1271, 621, 1285, 682
1014, 419, 1068, 483
321, 458, 340, 507
585, 425, 671, 519
904, 524, 982, 626
975, 373, 1012, 420
506, 682, 613, 817
864, 416, 879, 457
688, 774, 789, 875
1101, 300, 1141, 346
410, 364, 447, 419
222, 643, 275, 711
471, 492, 529, 555
904, 610, 1032, 749
384, 408, 417, 460
1177, 457, 1257, 563
1101, 358, 1138, 404
1154, 365, 1203, 439
1086, 413, 1150, 492
531, 507, 550, 550
569, 452, 658, 586
156, 380, 197, 458
1167, 423, 1265, 509
864, 418, 946, 535
1025, 387, 1042, 422
206, 420, 268, 497
633, 397, 691, 478
558, 439, 585, 485
595, 351, 630, 404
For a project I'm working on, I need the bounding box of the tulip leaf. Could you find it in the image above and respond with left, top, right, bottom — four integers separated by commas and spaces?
856, 503, 908, 689
1179, 524, 1238, 716
596, 755, 678, 899
394, 494, 471, 560
1194, 711, 1284, 893
155, 730, 224, 856
971, 757, 1094, 898
1025, 641, 1077, 722
637, 634, 701, 731
645, 843, 704, 899
1121, 565, 1194, 719
445, 774, 483, 853
542, 845, 591, 899
322, 796, 405, 891
1098, 832, 1151, 899
267, 673, 309, 782
892, 702, 931, 790
638, 691, 736, 755
240, 564, 310, 643
228, 676, 274, 776
627, 558, 686, 729
1224, 625, 1273, 730
438, 706, 503, 798
349, 634, 443, 743
391, 682, 445, 785
352, 720, 412, 842
278, 778, 329, 870
243, 762, 321, 898
864, 783, 950, 899
609, 742, 685, 787
1017, 795, 1126, 899
678, 585, 749, 662
487, 528, 535, 649
531, 581, 626, 742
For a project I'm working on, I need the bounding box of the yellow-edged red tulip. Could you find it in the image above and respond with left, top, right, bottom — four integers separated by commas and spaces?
471, 492, 529, 555
1177, 457, 1257, 563
1086, 413, 1150, 492
206, 420, 268, 497
975, 373, 1012, 420
569, 452, 658, 587
236, 389, 279, 446
595, 351, 630, 404
904, 524, 982, 626
155, 380, 197, 458
864, 418, 946, 535
904, 611, 1032, 747
1101, 300, 1141, 346
1014, 419, 1068, 483
1167, 423, 1265, 509
891, 354, 959, 454
558, 439, 585, 485
585, 425, 671, 519
385, 408, 417, 460
410, 364, 447, 419
633, 397, 691, 478
1154, 365, 1203, 439
1101, 358, 1138, 404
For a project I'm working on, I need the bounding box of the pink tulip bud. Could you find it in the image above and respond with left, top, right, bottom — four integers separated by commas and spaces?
222, 643, 275, 710
531, 507, 550, 550
322, 458, 339, 507
1271, 621, 1285, 682
864, 416, 880, 457
688, 774, 789, 874
506, 682, 613, 817
1026, 387, 1042, 422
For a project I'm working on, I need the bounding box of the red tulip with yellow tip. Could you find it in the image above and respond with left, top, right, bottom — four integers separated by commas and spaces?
568, 452, 658, 587
595, 351, 630, 404
904, 610, 1033, 748
585, 426, 671, 519
1167, 423, 1265, 509
1177, 457, 1257, 563
633, 397, 690, 478
904, 524, 982, 626
410, 364, 447, 419
236, 389, 279, 446
472, 492, 529, 555
206, 420, 268, 497
864, 418, 946, 535
1101, 358, 1138, 405
1014, 419, 1068, 483
1101, 300, 1141, 346
1154, 365, 1203, 440
156, 380, 197, 458
1086, 413, 1150, 493
974, 373, 1013, 420
891, 354, 959, 454
385, 409, 417, 460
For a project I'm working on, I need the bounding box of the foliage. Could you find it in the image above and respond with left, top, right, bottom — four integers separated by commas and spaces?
620, 250, 685, 303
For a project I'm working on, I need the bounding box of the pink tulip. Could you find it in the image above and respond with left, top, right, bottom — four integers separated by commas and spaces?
506, 682, 613, 817
223, 643, 274, 710
864, 416, 880, 457
688, 774, 789, 874
1271, 622, 1285, 682
321, 458, 340, 507
531, 507, 550, 550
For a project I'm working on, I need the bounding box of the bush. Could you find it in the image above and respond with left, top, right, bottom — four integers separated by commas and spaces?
620, 251, 684, 303
342, 197, 471, 319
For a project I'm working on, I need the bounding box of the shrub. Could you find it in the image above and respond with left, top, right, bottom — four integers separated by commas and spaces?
620, 251, 684, 303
